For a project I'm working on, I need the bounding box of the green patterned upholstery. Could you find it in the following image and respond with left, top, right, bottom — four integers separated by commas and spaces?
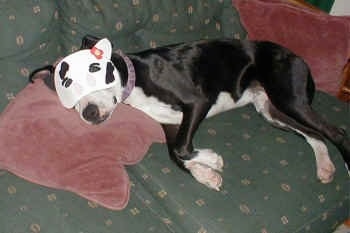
0, 1, 348, 233
0, 1, 59, 111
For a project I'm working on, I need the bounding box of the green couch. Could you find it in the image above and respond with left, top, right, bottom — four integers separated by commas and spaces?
0, 1, 348, 233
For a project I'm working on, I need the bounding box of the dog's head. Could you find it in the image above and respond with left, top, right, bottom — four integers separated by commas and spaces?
55, 38, 123, 124
30, 37, 123, 125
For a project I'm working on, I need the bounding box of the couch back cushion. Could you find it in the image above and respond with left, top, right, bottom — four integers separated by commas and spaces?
0, 1, 58, 59
58, 0, 246, 52
233, 0, 350, 96
0, 1, 61, 109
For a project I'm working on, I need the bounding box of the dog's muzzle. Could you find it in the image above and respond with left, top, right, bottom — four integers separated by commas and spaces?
82, 103, 109, 124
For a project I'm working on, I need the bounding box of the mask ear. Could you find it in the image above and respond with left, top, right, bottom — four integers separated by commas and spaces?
90, 38, 113, 60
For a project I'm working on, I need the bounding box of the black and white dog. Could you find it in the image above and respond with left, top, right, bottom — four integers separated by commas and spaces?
30, 35, 350, 190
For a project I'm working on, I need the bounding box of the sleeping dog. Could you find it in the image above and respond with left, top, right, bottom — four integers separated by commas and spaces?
30, 35, 350, 190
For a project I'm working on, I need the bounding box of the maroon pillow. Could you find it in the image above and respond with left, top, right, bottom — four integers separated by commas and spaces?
233, 0, 350, 96
0, 79, 165, 210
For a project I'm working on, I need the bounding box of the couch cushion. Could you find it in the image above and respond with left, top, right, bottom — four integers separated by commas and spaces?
57, 0, 246, 52
233, 0, 350, 96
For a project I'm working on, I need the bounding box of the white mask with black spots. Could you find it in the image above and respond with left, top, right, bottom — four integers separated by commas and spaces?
54, 38, 122, 124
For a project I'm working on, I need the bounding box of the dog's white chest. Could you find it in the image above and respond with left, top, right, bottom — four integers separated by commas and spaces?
125, 87, 238, 124
124, 87, 183, 124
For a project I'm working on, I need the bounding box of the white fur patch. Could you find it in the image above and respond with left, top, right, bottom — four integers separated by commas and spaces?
185, 149, 224, 171
125, 88, 257, 124
124, 87, 183, 124
206, 92, 236, 118
303, 134, 335, 183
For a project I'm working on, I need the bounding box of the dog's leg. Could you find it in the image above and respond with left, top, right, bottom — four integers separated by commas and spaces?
257, 54, 350, 169
287, 106, 350, 168
248, 85, 336, 183
162, 124, 222, 169
297, 131, 335, 183
164, 103, 224, 190
267, 83, 350, 169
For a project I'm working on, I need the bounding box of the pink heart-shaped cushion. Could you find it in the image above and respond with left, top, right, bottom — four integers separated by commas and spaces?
0, 79, 165, 210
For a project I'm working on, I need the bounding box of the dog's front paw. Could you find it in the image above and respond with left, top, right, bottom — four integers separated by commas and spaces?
185, 162, 222, 191
190, 149, 224, 171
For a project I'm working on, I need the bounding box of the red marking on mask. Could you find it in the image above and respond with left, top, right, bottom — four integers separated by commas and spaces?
90, 47, 103, 59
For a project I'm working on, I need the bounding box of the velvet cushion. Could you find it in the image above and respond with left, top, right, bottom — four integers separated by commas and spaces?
0, 79, 165, 210
233, 0, 350, 96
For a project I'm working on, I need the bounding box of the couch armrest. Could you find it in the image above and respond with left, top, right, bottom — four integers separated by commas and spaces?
338, 60, 350, 101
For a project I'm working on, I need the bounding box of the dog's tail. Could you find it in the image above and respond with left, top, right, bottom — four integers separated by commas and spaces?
28, 65, 54, 82
28, 65, 56, 91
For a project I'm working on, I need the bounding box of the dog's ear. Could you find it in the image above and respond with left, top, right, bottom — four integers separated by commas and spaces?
81, 35, 115, 50
81, 35, 102, 49
28, 65, 56, 92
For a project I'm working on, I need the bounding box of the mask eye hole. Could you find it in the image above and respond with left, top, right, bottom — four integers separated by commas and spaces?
89, 63, 101, 73
113, 96, 118, 104
105, 62, 115, 84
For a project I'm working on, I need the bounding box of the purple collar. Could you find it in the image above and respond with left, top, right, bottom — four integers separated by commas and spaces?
115, 49, 136, 102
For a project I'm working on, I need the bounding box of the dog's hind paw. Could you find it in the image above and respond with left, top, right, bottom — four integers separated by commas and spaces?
317, 161, 336, 184
190, 149, 224, 172
185, 162, 223, 191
